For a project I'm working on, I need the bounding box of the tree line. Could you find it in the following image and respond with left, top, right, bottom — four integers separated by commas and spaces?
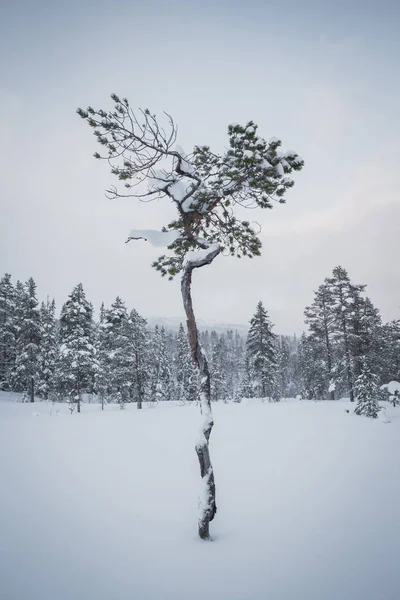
0, 267, 398, 409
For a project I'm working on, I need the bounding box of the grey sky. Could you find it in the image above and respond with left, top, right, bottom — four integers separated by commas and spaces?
1, 0, 399, 333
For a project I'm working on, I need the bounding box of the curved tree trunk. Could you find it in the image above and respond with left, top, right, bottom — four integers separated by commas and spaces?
181, 244, 220, 540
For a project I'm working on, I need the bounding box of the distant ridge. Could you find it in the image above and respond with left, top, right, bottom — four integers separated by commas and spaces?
146, 316, 249, 335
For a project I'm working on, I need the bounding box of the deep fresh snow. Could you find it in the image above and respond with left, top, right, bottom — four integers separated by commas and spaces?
1, 395, 399, 600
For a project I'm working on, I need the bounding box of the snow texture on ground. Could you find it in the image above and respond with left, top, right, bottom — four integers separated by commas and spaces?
1, 394, 399, 600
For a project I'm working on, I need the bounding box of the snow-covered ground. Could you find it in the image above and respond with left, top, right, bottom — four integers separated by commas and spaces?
1, 395, 399, 600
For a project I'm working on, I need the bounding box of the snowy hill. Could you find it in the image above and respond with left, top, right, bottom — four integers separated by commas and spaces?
1, 398, 399, 599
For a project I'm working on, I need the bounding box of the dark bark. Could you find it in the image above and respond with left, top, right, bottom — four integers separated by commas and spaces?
136, 350, 143, 409
322, 300, 335, 401
30, 376, 34, 403
181, 244, 220, 540
338, 289, 354, 402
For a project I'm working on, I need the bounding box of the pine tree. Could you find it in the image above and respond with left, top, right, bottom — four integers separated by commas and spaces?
246, 301, 277, 399
350, 295, 381, 380
0, 274, 16, 390
57, 283, 97, 412
37, 298, 58, 400
12, 278, 41, 401
304, 283, 336, 399
325, 266, 366, 402
354, 363, 382, 419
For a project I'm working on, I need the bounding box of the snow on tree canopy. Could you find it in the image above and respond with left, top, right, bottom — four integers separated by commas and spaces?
77, 96, 304, 280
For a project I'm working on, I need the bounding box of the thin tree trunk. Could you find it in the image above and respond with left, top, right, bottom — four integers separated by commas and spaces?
30, 376, 34, 403
136, 351, 142, 409
181, 244, 220, 540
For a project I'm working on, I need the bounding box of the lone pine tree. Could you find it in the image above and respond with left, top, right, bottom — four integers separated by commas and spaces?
77, 94, 303, 539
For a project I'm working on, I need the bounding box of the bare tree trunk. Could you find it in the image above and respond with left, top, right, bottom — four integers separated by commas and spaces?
181, 244, 220, 540
30, 376, 34, 403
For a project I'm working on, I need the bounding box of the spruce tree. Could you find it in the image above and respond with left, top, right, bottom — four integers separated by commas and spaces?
0, 274, 16, 391
354, 363, 381, 419
128, 308, 150, 408
12, 278, 41, 401
57, 283, 97, 412
246, 301, 277, 400
95, 302, 109, 409
102, 297, 132, 407
37, 298, 58, 400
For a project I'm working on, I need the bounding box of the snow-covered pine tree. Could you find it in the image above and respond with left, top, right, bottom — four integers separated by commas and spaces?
304, 283, 336, 399
37, 298, 58, 400
0, 274, 16, 391
325, 266, 366, 402
175, 323, 198, 403
12, 278, 41, 402
57, 283, 97, 412
128, 308, 150, 408
354, 362, 382, 419
350, 295, 381, 380
78, 94, 303, 538
246, 301, 277, 400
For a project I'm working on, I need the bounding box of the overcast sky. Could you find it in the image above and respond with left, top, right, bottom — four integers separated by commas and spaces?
1, 0, 399, 333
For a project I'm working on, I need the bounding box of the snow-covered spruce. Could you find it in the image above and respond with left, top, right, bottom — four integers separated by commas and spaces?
354, 365, 381, 419
56, 283, 97, 412
245, 301, 278, 401
11, 278, 41, 402
37, 298, 58, 400
0, 273, 17, 392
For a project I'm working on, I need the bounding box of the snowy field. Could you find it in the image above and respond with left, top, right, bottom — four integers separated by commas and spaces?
1, 395, 400, 600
